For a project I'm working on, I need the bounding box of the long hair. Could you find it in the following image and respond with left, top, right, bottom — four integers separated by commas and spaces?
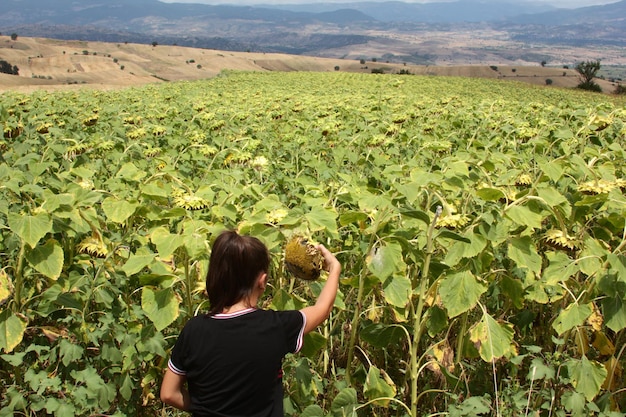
206, 230, 270, 315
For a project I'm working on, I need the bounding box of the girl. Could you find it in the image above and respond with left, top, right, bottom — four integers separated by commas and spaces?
160, 230, 341, 416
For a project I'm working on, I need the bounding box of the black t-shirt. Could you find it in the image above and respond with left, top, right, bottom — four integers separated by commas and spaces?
168, 308, 306, 417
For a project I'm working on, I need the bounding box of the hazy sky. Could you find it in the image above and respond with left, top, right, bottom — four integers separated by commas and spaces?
159, 0, 619, 8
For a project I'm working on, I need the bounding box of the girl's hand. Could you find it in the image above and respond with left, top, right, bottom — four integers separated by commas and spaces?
316, 244, 341, 274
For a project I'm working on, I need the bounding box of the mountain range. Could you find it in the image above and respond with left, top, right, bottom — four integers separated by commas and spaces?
0, 0, 624, 59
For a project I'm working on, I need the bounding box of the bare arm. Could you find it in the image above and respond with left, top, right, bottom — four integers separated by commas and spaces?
300, 244, 341, 335
160, 368, 191, 411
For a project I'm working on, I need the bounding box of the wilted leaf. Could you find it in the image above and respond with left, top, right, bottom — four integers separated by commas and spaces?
0, 310, 28, 353
470, 312, 516, 362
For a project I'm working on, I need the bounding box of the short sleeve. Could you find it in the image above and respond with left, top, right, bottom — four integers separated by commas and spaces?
277, 310, 306, 354
168, 319, 192, 375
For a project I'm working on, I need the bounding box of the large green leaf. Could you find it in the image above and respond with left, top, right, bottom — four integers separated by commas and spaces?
505, 205, 543, 230
141, 287, 180, 332
364, 366, 396, 406
602, 295, 626, 332
469, 312, 515, 362
552, 303, 592, 335
101, 196, 139, 224
542, 251, 580, 285
122, 252, 156, 276
439, 271, 486, 318
150, 226, 185, 258
366, 242, 405, 282
25, 239, 64, 280
305, 205, 338, 238
8, 212, 52, 248
508, 236, 542, 277
300, 405, 324, 417
0, 309, 28, 353
566, 356, 607, 401
330, 387, 358, 417
382, 273, 411, 308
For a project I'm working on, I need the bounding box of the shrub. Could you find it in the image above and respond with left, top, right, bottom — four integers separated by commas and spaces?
577, 81, 602, 92
614, 84, 626, 94
490, 65, 498, 71
0, 59, 19, 75
545, 78, 553, 85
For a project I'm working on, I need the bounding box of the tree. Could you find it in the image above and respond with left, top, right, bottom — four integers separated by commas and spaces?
0, 59, 19, 75
575, 60, 602, 92
10, 33, 18, 41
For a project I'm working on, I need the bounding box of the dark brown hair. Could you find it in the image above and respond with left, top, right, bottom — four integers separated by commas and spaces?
206, 230, 270, 315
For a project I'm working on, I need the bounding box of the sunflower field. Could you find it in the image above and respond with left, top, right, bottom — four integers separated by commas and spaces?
1, 71, 625, 416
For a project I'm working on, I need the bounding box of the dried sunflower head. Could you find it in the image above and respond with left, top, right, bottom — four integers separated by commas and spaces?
544, 229, 579, 251
76, 235, 108, 258
173, 193, 210, 210
284, 235, 323, 281
577, 179, 616, 195
515, 174, 533, 186
435, 214, 470, 229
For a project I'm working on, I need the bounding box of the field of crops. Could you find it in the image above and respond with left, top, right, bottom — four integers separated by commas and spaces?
1, 71, 625, 416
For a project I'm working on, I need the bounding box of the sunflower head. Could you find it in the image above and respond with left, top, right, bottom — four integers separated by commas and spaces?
76, 235, 109, 258
436, 214, 470, 229
544, 229, 580, 251
173, 193, 210, 210
284, 235, 323, 281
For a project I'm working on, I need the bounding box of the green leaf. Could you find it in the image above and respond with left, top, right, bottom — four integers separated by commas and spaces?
469, 312, 515, 362
439, 271, 486, 318
436, 229, 471, 243
25, 239, 64, 280
602, 295, 626, 332
382, 273, 411, 308
150, 227, 185, 258
8, 212, 52, 248
300, 405, 324, 417
330, 387, 358, 417
552, 303, 592, 335
364, 366, 396, 406
566, 356, 607, 401
0, 310, 28, 353
361, 323, 408, 348
115, 162, 146, 182
476, 187, 506, 202
305, 206, 338, 238
543, 251, 580, 285
508, 236, 541, 277
141, 287, 179, 332
59, 338, 84, 367
122, 252, 156, 276
366, 242, 405, 282
444, 231, 487, 267
101, 196, 139, 224
300, 331, 326, 358
505, 205, 543, 230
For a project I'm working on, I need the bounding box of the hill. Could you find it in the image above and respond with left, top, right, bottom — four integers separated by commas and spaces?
0, 36, 621, 94
0, 0, 624, 65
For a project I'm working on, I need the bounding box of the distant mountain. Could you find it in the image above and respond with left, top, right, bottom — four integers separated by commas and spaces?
260, 0, 558, 23
0, 0, 624, 55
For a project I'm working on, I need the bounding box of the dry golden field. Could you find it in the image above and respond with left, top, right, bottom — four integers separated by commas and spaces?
0, 36, 621, 93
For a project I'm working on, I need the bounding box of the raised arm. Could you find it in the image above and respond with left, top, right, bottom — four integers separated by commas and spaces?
300, 244, 341, 335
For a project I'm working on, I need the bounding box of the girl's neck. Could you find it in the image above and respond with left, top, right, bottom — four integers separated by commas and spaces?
222, 299, 256, 314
